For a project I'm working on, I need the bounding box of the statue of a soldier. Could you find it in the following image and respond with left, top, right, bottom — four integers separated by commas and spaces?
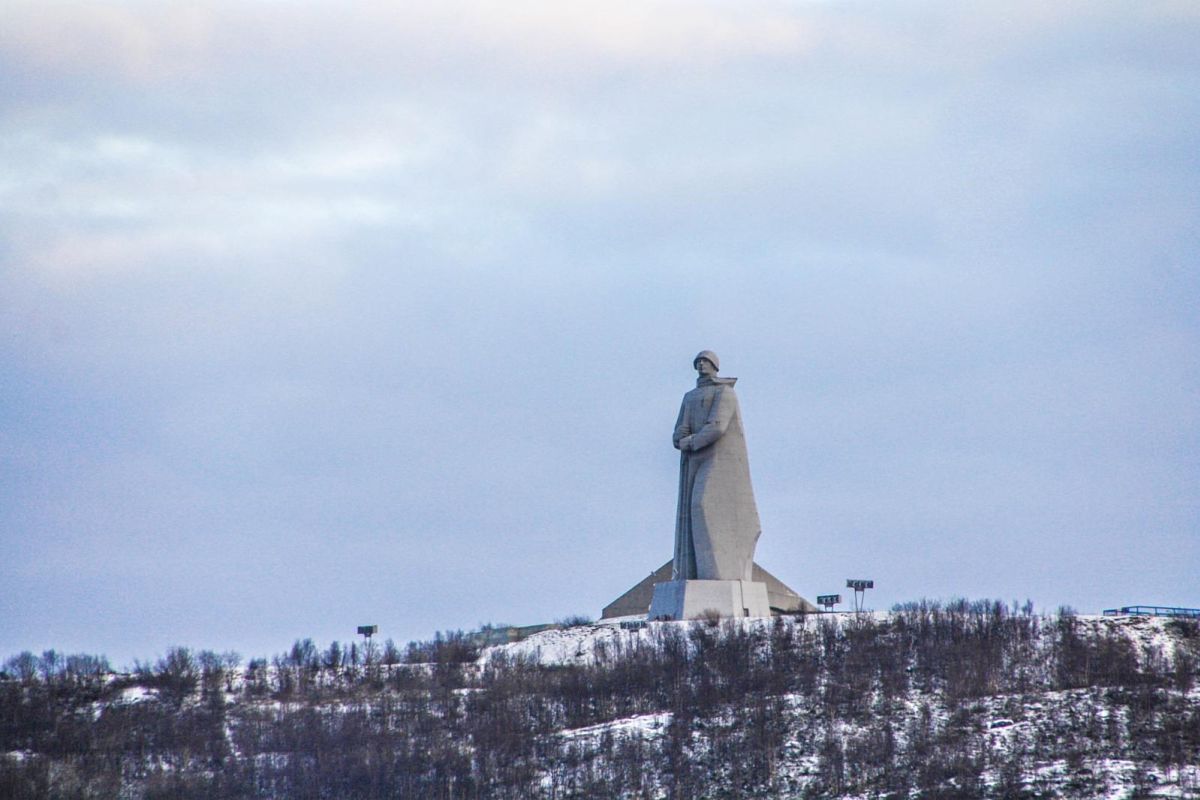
671, 350, 762, 583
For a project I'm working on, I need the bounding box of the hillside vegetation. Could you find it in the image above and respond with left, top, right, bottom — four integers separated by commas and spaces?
3, 601, 1199, 798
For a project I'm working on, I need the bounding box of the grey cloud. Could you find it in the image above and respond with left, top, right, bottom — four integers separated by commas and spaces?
2, 1, 1197, 664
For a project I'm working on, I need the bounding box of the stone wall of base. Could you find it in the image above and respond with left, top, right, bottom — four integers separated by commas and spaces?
646, 579, 773, 620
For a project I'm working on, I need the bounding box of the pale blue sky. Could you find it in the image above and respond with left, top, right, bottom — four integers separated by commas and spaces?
2, 0, 1198, 667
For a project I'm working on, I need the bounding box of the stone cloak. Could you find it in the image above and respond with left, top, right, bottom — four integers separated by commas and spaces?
672, 376, 761, 582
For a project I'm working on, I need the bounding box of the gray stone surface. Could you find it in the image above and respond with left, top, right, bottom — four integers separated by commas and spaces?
601, 560, 819, 618
672, 352, 761, 582
647, 579, 772, 620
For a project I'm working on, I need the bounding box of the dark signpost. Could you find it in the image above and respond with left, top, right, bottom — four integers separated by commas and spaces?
845, 579, 874, 613
816, 594, 842, 612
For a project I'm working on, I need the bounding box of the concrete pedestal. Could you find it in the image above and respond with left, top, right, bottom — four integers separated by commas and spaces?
646, 579, 773, 621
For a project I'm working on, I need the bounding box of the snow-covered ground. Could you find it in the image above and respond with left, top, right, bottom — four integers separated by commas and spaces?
479, 611, 1188, 668
6, 609, 1195, 799
479, 615, 694, 667
559, 712, 672, 742
476, 611, 1200, 798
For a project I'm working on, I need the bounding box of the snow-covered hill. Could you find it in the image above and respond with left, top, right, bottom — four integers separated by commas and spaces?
477, 611, 1200, 798
3, 605, 1198, 798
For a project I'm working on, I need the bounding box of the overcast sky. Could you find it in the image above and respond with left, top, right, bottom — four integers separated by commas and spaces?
2, 1, 1197, 667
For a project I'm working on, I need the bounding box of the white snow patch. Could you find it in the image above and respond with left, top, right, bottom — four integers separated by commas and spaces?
116, 685, 155, 703
479, 623, 641, 667
479, 615, 804, 667
559, 712, 672, 741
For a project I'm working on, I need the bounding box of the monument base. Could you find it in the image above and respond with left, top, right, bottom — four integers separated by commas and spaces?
646, 579, 773, 621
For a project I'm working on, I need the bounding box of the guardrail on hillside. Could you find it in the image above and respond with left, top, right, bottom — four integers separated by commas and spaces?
467, 623, 563, 647
1102, 605, 1200, 619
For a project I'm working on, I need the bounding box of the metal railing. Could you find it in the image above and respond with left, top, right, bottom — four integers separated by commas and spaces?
1102, 605, 1200, 619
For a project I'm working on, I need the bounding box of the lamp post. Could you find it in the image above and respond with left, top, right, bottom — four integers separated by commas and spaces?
357, 625, 378, 665
845, 580, 874, 613
817, 594, 842, 612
